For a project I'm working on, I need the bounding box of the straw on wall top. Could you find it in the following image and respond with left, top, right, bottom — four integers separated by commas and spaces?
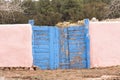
56, 20, 84, 27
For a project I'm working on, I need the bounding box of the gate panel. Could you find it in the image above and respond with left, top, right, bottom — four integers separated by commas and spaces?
59, 19, 90, 69
32, 26, 51, 69
68, 26, 87, 68
32, 26, 60, 70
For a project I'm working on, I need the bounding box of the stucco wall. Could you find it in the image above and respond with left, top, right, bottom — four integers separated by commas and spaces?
0, 24, 32, 67
90, 22, 120, 68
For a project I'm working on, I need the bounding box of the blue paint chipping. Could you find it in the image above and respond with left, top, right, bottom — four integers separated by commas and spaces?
32, 26, 50, 70
29, 19, 90, 70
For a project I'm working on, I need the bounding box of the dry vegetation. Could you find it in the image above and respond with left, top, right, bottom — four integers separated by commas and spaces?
0, 0, 25, 24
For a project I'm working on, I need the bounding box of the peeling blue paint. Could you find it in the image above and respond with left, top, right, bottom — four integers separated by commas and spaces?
29, 19, 90, 70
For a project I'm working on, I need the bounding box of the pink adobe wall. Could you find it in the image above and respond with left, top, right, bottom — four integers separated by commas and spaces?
0, 24, 33, 67
89, 22, 120, 68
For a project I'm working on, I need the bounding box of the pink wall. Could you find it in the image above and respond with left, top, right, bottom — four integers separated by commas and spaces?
0, 24, 33, 67
90, 22, 120, 68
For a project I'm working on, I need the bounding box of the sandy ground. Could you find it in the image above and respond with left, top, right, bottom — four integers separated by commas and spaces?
0, 66, 120, 80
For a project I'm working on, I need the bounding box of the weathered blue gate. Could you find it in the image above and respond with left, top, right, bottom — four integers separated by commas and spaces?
59, 20, 90, 69
30, 19, 90, 70
32, 25, 59, 70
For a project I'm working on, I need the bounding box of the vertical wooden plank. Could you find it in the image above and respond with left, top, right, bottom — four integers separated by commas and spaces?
54, 27, 60, 69
66, 28, 70, 69
49, 27, 55, 69
59, 28, 70, 69
84, 19, 90, 68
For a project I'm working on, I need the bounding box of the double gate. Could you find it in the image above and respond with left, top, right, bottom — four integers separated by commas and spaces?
31, 19, 90, 70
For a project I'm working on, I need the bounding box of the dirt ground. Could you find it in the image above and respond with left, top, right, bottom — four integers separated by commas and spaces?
0, 66, 120, 80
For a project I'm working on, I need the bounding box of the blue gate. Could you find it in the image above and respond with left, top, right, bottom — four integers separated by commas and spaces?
32, 25, 59, 70
30, 19, 90, 70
